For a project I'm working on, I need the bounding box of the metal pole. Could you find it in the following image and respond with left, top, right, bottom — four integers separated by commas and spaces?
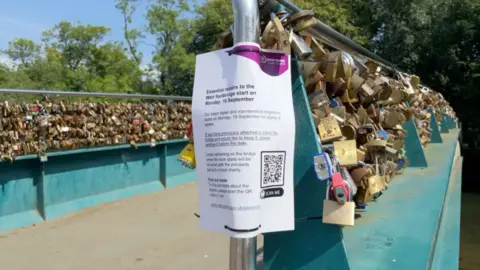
229, 0, 260, 269
229, 237, 257, 269
275, 0, 402, 73
0, 88, 192, 101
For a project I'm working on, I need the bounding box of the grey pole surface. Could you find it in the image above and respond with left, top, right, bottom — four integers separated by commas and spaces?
229, 0, 260, 269
229, 237, 257, 270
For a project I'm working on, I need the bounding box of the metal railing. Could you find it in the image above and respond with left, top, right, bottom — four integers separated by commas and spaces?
0, 88, 192, 101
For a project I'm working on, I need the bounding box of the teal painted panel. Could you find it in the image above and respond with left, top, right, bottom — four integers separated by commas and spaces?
429, 108, 443, 144
448, 116, 455, 129
42, 146, 165, 219
0, 210, 43, 232
166, 142, 197, 187
264, 221, 350, 270
168, 172, 197, 187
0, 160, 43, 231
431, 157, 462, 270
441, 114, 450, 134
343, 131, 459, 270
0, 160, 38, 216
264, 57, 348, 270
44, 182, 164, 221
0, 139, 197, 231
403, 118, 428, 167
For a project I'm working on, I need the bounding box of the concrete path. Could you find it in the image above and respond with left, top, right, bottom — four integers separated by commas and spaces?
0, 182, 263, 270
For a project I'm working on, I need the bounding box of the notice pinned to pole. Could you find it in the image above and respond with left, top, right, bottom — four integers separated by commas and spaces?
192, 42, 296, 238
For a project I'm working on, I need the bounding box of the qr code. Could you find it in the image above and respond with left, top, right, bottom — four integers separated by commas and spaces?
261, 151, 286, 188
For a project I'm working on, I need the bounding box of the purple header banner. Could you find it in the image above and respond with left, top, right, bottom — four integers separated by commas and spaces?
226, 45, 289, 77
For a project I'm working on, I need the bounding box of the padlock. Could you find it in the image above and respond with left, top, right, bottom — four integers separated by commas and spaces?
341, 124, 357, 140
358, 83, 375, 104
324, 52, 340, 82
300, 61, 322, 89
261, 13, 291, 54
310, 37, 328, 60
323, 173, 355, 226
287, 10, 316, 33
178, 143, 196, 169
308, 89, 329, 109
290, 31, 312, 59
333, 140, 358, 167
313, 152, 333, 181
317, 115, 343, 143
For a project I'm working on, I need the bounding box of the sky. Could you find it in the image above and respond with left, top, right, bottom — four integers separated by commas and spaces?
0, 0, 155, 64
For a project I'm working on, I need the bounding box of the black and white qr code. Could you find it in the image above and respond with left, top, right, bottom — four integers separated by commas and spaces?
260, 151, 286, 188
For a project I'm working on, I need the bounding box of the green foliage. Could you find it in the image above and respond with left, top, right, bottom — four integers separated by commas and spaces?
2, 38, 41, 65
42, 21, 111, 71
146, 0, 195, 95
292, 0, 371, 47
346, 0, 479, 150
0, 21, 142, 97
190, 0, 233, 54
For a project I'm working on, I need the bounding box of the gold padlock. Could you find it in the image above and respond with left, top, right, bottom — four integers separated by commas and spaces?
333, 140, 358, 166
357, 148, 366, 162
410, 75, 421, 89
324, 52, 340, 82
358, 83, 375, 103
367, 175, 383, 194
311, 37, 328, 60
350, 73, 365, 93
300, 61, 321, 88
317, 116, 342, 143
365, 60, 379, 75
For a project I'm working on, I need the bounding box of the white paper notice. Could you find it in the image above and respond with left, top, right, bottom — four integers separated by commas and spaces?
192, 42, 296, 238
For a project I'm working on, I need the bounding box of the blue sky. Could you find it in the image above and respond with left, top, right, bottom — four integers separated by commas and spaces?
0, 0, 157, 64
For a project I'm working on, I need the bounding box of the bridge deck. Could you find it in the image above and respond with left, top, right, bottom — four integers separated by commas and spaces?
0, 182, 264, 270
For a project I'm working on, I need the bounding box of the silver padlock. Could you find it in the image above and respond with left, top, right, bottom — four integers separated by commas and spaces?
313, 152, 333, 181
290, 30, 312, 60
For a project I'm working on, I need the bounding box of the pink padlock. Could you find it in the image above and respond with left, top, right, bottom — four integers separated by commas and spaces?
330, 172, 350, 204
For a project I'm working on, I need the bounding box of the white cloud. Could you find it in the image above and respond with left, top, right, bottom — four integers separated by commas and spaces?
0, 55, 16, 69
140, 65, 161, 82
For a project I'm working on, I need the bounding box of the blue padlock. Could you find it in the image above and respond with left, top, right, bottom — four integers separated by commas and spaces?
329, 99, 340, 108
397, 158, 406, 170
376, 129, 389, 140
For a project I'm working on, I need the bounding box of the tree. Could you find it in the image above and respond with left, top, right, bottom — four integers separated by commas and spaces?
189, 0, 233, 54
115, 0, 144, 65
146, 0, 194, 95
42, 21, 110, 71
87, 41, 142, 93
2, 38, 40, 65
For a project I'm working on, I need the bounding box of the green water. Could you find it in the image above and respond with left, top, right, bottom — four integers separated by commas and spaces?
460, 193, 480, 270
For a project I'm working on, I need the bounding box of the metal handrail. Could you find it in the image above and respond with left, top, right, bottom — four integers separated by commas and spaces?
0, 88, 192, 101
